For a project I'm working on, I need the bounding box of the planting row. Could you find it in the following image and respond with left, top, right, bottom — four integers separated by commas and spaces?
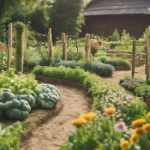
0, 69, 61, 120
33, 66, 148, 150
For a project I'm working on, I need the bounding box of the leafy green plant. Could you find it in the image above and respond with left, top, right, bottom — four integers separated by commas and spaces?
101, 58, 131, 70
0, 122, 24, 150
0, 68, 61, 120
0, 51, 7, 69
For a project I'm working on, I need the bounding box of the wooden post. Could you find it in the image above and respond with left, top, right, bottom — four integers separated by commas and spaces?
61, 33, 67, 60
15, 22, 25, 73
48, 28, 54, 63
85, 33, 91, 63
7, 23, 13, 69
131, 40, 136, 78
146, 38, 150, 83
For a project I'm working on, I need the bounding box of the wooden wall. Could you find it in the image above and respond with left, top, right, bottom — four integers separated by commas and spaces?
82, 14, 150, 38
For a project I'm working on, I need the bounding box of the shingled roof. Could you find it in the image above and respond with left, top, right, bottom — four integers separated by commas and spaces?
83, 0, 150, 16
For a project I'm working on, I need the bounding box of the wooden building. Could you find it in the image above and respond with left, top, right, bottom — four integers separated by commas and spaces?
83, 0, 150, 37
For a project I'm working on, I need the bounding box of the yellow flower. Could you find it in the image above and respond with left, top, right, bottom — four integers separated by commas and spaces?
72, 118, 87, 127
129, 133, 139, 144
143, 123, 150, 132
104, 107, 116, 115
120, 140, 129, 150
146, 112, 150, 119
82, 112, 97, 121
134, 127, 145, 136
132, 118, 145, 128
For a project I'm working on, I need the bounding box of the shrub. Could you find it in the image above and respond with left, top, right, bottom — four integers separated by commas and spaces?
55, 61, 114, 77
55, 61, 81, 69
67, 50, 83, 61
101, 58, 131, 70
83, 61, 114, 77
120, 79, 141, 93
135, 85, 150, 98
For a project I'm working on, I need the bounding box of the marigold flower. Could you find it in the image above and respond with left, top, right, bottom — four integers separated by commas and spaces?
134, 127, 145, 136
120, 140, 129, 150
132, 118, 145, 128
143, 123, 150, 132
82, 112, 97, 121
72, 118, 87, 127
146, 112, 150, 119
129, 133, 139, 144
104, 107, 116, 115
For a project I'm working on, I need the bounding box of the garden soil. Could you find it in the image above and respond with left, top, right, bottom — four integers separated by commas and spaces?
22, 84, 91, 150
103, 65, 145, 84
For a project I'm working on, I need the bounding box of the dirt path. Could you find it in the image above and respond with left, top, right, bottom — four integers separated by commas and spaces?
103, 65, 146, 84
22, 84, 91, 150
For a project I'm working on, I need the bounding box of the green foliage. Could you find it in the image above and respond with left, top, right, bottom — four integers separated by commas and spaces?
0, 68, 61, 120
50, 0, 84, 40
0, 51, 7, 69
0, 68, 39, 95
67, 50, 83, 61
0, 122, 24, 150
120, 79, 141, 93
135, 85, 150, 98
101, 58, 131, 70
61, 115, 123, 150
110, 29, 120, 41
56, 61, 80, 69
124, 98, 147, 123
83, 62, 114, 77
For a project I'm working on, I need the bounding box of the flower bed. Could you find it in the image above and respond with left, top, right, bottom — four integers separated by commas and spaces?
33, 66, 148, 150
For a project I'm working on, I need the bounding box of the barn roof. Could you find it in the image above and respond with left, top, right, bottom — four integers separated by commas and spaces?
83, 0, 150, 16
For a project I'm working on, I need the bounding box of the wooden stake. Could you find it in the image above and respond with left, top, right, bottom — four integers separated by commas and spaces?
7, 23, 13, 69
48, 28, 54, 63
131, 40, 136, 78
146, 38, 150, 83
61, 33, 67, 60
85, 33, 91, 63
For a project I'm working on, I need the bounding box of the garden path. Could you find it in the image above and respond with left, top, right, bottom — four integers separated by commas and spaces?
22, 84, 91, 150
103, 65, 145, 84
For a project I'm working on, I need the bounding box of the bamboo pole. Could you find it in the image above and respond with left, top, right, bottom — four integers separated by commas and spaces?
85, 33, 91, 63
7, 23, 13, 69
48, 28, 54, 63
146, 38, 150, 83
131, 40, 136, 78
61, 33, 67, 60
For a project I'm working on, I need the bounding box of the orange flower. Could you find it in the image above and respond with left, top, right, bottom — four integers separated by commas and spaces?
72, 118, 87, 127
104, 107, 116, 115
132, 119, 145, 128
134, 127, 145, 136
146, 112, 150, 119
120, 140, 129, 150
143, 123, 150, 132
129, 133, 139, 144
82, 112, 97, 122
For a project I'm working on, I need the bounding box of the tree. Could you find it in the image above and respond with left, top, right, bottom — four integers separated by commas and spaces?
0, 0, 39, 23
50, 0, 84, 40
